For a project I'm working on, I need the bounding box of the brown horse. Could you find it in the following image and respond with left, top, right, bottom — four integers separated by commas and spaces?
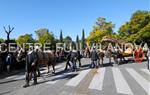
97, 49, 105, 66
36, 49, 56, 74
84, 47, 91, 58
17, 47, 56, 76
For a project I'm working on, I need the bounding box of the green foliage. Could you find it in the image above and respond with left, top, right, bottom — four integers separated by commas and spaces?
95, 17, 115, 33
0, 38, 4, 43
35, 28, 55, 45
81, 29, 85, 49
16, 34, 34, 45
119, 10, 150, 44
136, 23, 150, 43
87, 17, 115, 43
76, 35, 79, 50
60, 30, 63, 42
76, 35, 79, 43
63, 36, 72, 44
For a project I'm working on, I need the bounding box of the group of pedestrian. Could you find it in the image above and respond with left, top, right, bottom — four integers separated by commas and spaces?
64, 49, 82, 72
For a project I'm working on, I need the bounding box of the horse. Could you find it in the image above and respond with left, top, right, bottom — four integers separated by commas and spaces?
84, 47, 90, 58
17, 47, 56, 88
97, 49, 105, 66
36, 48, 56, 74
17, 47, 56, 76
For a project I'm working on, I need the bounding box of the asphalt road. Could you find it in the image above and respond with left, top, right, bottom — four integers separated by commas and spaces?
0, 58, 149, 95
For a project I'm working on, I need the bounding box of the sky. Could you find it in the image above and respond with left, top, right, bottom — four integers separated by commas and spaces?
0, 0, 149, 41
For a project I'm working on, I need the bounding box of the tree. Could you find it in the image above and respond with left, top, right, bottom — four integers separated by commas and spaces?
0, 38, 4, 43
60, 30, 63, 42
3, 25, 14, 48
95, 17, 114, 33
76, 35, 79, 43
87, 17, 115, 44
135, 23, 150, 43
16, 34, 35, 45
76, 35, 79, 50
35, 28, 55, 45
63, 36, 72, 44
118, 10, 150, 44
3, 25, 14, 42
63, 36, 73, 49
81, 29, 85, 49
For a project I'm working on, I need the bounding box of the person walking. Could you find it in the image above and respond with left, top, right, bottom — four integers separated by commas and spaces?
77, 50, 82, 67
64, 51, 72, 70
90, 47, 98, 68
70, 49, 77, 72
6, 53, 12, 71
23, 47, 39, 88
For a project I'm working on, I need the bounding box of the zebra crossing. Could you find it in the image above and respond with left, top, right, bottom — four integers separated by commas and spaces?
89, 67, 105, 91
126, 68, 150, 94
5, 65, 150, 95
66, 69, 91, 86
112, 68, 133, 95
46, 67, 149, 95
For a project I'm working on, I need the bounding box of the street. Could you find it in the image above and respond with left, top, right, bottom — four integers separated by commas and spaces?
0, 58, 149, 95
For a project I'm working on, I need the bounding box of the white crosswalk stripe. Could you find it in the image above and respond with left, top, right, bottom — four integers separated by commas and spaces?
46, 72, 77, 84
5, 75, 18, 80
126, 68, 150, 94
15, 75, 25, 80
140, 69, 150, 76
88, 67, 105, 90
5, 73, 25, 80
112, 68, 133, 95
66, 69, 91, 86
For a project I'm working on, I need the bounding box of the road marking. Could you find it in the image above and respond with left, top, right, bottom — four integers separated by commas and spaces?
89, 67, 105, 90
5, 73, 25, 80
140, 69, 150, 76
46, 72, 77, 84
46, 74, 66, 84
112, 68, 133, 95
15, 75, 25, 80
126, 68, 150, 94
66, 69, 91, 86
46, 80, 57, 84
40, 65, 63, 74
5, 75, 17, 79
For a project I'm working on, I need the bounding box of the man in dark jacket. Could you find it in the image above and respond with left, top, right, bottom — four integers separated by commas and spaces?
77, 50, 82, 67
64, 51, 72, 70
23, 50, 38, 88
6, 54, 12, 71
90, 47, 98, 68
70, 50, 77, 72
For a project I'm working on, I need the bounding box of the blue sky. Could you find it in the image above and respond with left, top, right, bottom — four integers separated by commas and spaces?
0, 0, 149, 41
